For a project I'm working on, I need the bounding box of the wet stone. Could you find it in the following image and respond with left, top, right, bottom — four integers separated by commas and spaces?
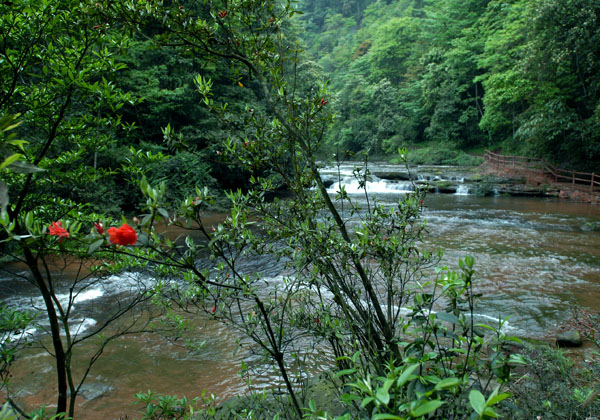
373, 171, 416, 181
78, 383, 113, 401
556, 330, 583, 348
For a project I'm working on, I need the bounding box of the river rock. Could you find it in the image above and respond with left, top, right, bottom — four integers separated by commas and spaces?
431, 181, 459, 194
582, 222, 600, 232
373, 171, 416, 181
556, 330, 583, 347
78, 383, 113, 400
322, 178, 334, 188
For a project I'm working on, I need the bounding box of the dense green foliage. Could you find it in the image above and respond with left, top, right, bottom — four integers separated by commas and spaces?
297, 0, 600, 170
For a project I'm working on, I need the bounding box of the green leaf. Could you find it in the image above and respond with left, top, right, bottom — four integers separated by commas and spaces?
508, 354, 527, 365
376, 386, 390, 406
410, 400, 444, 417
434, 377, 461, 390
335, 368, 356, 378
397, 363, 419, 387
487, 392, 511, 406
7, 160, 45, 173
435, 312, 459, 324
158, 207, 170, 219
469, 390, 486, 415
0, 154, 23, 171
88, 239, 105, 254
483, 406, 499, 418
360, 396, 374, 408
372, 414, 405, 420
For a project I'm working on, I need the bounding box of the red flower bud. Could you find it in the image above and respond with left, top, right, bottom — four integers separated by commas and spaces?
269, 17, 274, 23
211, 305, 216, 313
94, 221, 104, 235
218, 10, 227, 18
320, 98, 328, 106
243, 141, 249, 147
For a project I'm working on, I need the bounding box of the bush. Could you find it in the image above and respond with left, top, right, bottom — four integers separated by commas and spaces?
393, 144, 484, 166
508, 344, 600, 419
148, 151, 217, 205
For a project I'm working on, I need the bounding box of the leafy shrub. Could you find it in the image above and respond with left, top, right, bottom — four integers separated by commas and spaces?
508, 345, 600, 419
396, 145, 483, 166
148, 151, 217, 205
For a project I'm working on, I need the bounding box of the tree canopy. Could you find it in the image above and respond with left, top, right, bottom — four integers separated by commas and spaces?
297, 0, 600, 170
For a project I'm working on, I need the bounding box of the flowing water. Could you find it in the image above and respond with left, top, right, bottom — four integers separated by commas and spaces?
1, 163, 599, 419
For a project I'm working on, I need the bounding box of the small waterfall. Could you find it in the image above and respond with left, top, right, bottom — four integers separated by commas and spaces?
455, 184, 470, 195
326, 176, 413, 195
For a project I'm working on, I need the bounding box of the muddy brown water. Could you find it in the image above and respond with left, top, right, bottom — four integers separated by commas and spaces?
2, 167, 599, 419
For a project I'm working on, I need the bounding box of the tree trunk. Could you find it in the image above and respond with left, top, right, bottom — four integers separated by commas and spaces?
23, 249, 68, 416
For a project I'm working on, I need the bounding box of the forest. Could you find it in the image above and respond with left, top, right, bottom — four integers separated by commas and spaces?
3, 0, 598, 215
299, 0, 600, 171
0, 0, 599, 419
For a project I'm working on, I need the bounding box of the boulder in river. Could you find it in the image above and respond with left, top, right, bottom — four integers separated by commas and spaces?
322, 178, 334, 188
373, 171, 416, 181
556, 330, 583, 348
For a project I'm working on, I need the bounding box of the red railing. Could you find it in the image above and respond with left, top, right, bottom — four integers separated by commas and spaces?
484, 150, 599, 193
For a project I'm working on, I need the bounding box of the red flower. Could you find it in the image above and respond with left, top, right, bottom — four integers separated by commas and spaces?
218, 10, 227, 18
269, 17, 274, 23
211, 305, 216, 314
94, 221, 104, 235
107, 223, 137, 246
48, 221, 69, 242
320, 98, 328, 106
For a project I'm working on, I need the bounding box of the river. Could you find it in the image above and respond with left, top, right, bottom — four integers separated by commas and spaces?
2, 163, 599, 419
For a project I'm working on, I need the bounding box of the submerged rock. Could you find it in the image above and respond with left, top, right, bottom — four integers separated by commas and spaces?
556, 330, 583, 348
78, 383, 113, 401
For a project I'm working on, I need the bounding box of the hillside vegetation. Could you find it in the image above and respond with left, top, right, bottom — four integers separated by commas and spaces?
296, 0, 600, 171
